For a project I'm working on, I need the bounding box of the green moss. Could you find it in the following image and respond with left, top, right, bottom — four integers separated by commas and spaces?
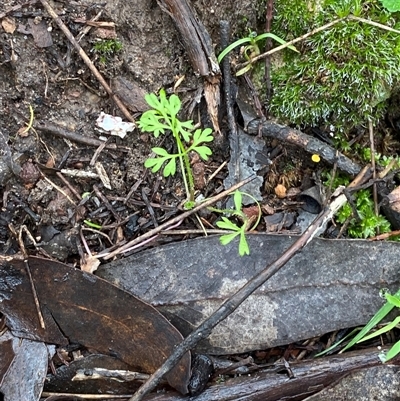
268, 0, 400, 132
322, 171, 392, 238
92, 39, 123, 64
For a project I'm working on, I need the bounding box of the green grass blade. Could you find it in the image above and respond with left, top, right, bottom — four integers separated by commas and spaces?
358, 316, 400, 343
217, 37, 252, 63
384, 339, 400, 362
385, 293, 400, 308
341, 287, 400, 352
254, 32, 299, 53
315, 328, 361, 357
233, 190, 243, 212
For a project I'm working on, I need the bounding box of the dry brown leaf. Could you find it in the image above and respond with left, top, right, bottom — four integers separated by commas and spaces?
0, 256, 191, 394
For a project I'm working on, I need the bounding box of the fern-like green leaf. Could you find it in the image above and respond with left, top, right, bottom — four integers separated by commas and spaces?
163, 158, 176, 177
144, 157, 165, 173
194, 146, 212, 160
216, 217, 241, 231
238, 230, 250, 256
219, 231, 240, 245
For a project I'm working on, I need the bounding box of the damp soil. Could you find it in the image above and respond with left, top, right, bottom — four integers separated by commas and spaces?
0, 0, 304, 259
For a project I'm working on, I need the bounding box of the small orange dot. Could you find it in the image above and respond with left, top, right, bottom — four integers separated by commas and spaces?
274, 184, 287, 199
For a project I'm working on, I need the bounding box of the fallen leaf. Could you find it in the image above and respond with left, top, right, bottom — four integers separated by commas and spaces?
0, 256, 191, 394
0, 333, 15, 385
0, 330, 54, 401
97, 234, 400, 355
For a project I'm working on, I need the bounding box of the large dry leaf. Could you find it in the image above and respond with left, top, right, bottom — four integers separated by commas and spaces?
0, 256, 191, 394
97, 234, 400, 354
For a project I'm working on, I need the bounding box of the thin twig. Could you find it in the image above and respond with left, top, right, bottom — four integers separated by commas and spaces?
41, 393, 131, 399
101, 176, 255, 259
128, 167, 371, 401
368, 120, 379, 218
17, 227, 46, 330
24, 260, 46, 329
76, 10, 103, 43
35, 122, 127, 150
206, 160, 227, 184
56, 172, 82, 201
39, 0, 135, 123
237, 17, 346, 69
160, 228, 242, 235
348, 15, 400, 34
93, 184, 120, 222
237, 15, 400, 71
41, 175, 76, 205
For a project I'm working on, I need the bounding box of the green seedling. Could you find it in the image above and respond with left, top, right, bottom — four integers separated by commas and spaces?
83, 219, 102, 229
139, 89, 214, 206
210, 190, 261, 256
217, 30, 299, 75
323, 172, 391, 239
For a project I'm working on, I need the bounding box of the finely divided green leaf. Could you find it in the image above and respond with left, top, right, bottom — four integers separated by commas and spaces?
238, 231, 250, 256
175, 120, 191, 143
163, 158, 176, 177
180, 120, 195, 130
219, 231, 240, 245
145, 93, 162, 110
194, 146, 212, 160
233, 190, 243, 212
216, 217, 240, 231
193, 128, 214, 144
167, 94, 181, 116
138, 111, 168, 137
144, 158, 165, 173
151, 147, 169, 156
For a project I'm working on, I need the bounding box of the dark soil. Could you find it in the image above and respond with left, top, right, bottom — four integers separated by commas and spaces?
0, 0, 267, 257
